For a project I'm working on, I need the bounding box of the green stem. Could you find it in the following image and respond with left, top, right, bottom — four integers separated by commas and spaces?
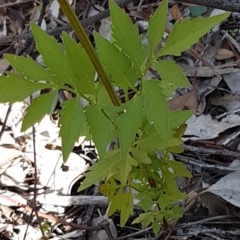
57, 0, 120, 107
124, 88, 129, 102
57, 85, 94, 104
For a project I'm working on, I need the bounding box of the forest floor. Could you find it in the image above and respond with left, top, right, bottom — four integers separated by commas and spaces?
1, 0, 240, 239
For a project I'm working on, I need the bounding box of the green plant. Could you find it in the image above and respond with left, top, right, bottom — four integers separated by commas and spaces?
0, 0, 228, 234
39, 220, 55, 239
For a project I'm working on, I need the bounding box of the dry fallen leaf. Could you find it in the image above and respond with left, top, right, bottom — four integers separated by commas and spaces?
215, 48, 235, 60
206, 171, 240, 209
169, 87, 198, 111
171, 4, 181, 21
199, 191, 229, 217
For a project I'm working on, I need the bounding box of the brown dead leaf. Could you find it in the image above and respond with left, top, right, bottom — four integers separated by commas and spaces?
171, 4, 181, 21
227, 38, 240, 69
199, 192, 229, 217
169, 87, 198, 111
215, 48, 235, 60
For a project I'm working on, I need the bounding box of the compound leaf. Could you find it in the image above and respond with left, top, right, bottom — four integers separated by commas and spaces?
85, 104, 115, 160
167, 160, 192, 178
94, 31, 138, 90
79, 162, 114, 191
130, 148, 151, 164
59, 97, 85, 161
100, 177, 119, 200
108, 188, 133, 226
154, 60, 190, 91
143, 80, 169, 141
116, 95, 143, 158
21, 89, 58, 132
157, 13, 229, 57
79, 150, 120, 191
169, 110, 193, 129
117, 154, 137, 184
132, 212, 154, 227
152, 219, 161, 235
62, 32, 96, 95
4, 54, 57, 83
136, 123, 182, 153
0, 73, 53, 103
137, 195, 154, 212
148, 0, 167, 58
163, 170, 185, 199
109, 0, 146, 72
120, 189, 134, 226
31, 22, 75, 87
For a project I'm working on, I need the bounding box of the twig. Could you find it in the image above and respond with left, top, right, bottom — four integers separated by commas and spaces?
178, 215, 234, 229
183, 144, 240, 159
117, 227, 153, 239
175, 154, 238, 172
174, 0, 240, 12
38, 0, 49, 27
0, 105, 11, 140
23, 4, 49, 239
0, 0, 34, 7
162, 192, 199, 240
102, 220, 115, 240
189, 48, 222, 80
0, 0, 134, 44
221, 30, 240, 54
0, 194, 98, 231
82, 185, 100, 224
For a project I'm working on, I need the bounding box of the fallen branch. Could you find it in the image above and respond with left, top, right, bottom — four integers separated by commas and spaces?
183, 144, 240, 158
0, 194, 97, 231
175, 0, 240, 12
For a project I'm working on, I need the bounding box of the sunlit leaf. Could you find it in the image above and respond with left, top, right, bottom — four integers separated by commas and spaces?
116, 95, 143, 158
109, 0, 146, 72
4, 54, 57, 83
154, 60, 190, 91
0, 73, 53, 103
59, 97, 85, 161
148, 0, 167, 58
31, 22, 75, 87
94, 31, 139, 89
85, 104, 115, 160
62, 32, 96, 95
22, 89, 58, 131
156, 13, 229, 57
143, 80, 169, 141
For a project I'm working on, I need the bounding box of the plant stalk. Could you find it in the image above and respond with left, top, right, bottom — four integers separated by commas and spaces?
57, 0, 120, 106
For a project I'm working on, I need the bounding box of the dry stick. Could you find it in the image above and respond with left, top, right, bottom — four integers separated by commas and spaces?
23, 2, 49, 240
0, 0, 134, 44
117, 227, 153, 240
23, 210, 34, 240
174, 154, 238, 172
0, 194, 98, 231
174, 0, 240, 12
188, 48, 222, 80
178, 214, 234, 229
0, 105, 11, 140
183, 144, 240, 158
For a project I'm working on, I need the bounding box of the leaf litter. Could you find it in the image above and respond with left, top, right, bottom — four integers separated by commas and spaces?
1, 0, 240, 239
